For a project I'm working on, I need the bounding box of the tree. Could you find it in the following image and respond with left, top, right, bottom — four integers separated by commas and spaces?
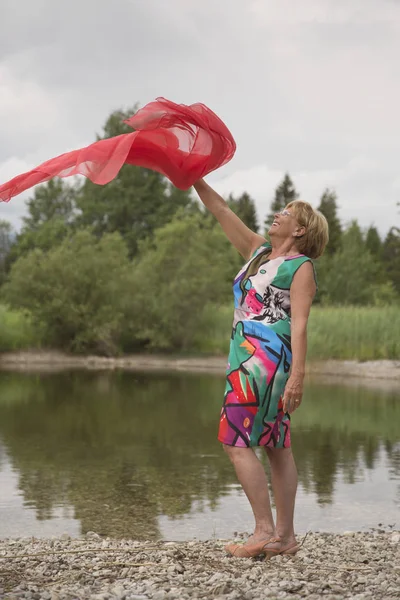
8, 179, 77, 266
227, 192, 259, 232
383, 227, 400, 294
365, 225, 383, 260
3, 229, 134, 355
76, 107, 196, 256
126, 212, 241, 351
8, 218, 72, 265
22, 179, 77, 231
0, 220, 14, 285
264, 173, 298, 233
317, 221, 396, 305
317, 189, 342, 255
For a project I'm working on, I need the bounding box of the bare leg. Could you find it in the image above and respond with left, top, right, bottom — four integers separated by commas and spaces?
223, 444, 277, 542
265, 447, 298, 547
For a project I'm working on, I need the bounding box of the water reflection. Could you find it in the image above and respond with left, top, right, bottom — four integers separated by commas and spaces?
0, 370, 398, 539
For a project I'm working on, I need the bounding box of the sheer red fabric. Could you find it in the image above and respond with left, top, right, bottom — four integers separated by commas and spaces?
0, 98, 236, 202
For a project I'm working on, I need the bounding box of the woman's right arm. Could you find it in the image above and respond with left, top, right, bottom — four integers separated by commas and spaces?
193, 179, 266, 260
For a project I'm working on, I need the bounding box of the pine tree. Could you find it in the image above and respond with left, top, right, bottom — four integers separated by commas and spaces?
227, 192, 259, 232
365, 225, 382, 260
383, 227, 400, 294
317, 189, 342, 255
0, 220, 14, 285
264, 173, 298, 233
318, 221, 375, 305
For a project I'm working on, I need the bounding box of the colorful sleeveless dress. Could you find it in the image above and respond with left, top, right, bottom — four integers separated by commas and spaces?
218, 242, 314, 448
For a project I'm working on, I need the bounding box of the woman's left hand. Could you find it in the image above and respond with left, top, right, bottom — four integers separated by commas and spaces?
282, 375, 304, 414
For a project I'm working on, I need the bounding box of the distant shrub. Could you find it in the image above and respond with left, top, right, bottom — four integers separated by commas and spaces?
0, 305, 38, 351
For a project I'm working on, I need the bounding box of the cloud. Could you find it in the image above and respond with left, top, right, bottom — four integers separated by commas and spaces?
0, 157, 33, 228
212, 155, 398, 234
0, 0, 399, 236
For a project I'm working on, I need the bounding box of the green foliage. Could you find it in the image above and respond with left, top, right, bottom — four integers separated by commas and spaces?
315, 221, 393, 306
307, 306, 400, 360
192, 303, 232, 354
191, 303, 400, 360
8, 180, 77, 266
227, 192, 259, 232
126, 213, 241, 351
0, 220, 14, 284
0, 220, 13, 261
2, 230, 134, 355
0, 304, 38, 351
365, 225, 382, 259
76, 107, 195, 257
8, 217, 72, 264
264, 173, 298, 232
383, 227, 400, 294
99, 107, 137, 138
317, 189, 342, 255
22, 179, 76, 231
1, 102, 398, 357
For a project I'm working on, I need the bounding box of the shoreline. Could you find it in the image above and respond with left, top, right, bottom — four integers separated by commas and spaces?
0, 350, 399, 383
1, 531, 399, 599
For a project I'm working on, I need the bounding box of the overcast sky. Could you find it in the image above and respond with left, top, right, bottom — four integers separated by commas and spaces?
1, 0, 399, 235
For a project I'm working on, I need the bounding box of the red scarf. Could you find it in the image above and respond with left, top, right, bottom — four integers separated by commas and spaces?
0, 98, 236, 202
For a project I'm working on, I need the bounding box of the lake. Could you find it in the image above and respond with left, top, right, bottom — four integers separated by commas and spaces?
0, 370, 398, 541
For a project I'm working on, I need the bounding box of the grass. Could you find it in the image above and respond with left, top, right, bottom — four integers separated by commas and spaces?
194, 304, 400, 361
192, 304, 232, 355
307, 306, 400, 360
0, 302, 398, 361
0, 304, 40, 352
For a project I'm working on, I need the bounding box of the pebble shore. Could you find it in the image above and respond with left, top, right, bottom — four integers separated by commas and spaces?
1, 531, 399, 600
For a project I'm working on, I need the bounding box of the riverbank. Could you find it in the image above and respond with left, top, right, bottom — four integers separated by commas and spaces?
1, 531, 399, 599
0, 350, 399, 383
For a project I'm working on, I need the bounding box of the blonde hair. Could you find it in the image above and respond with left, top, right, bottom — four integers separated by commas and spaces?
286, 200, 329, 259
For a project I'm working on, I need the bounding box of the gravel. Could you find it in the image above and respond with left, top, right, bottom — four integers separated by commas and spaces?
1, 530, 399, 599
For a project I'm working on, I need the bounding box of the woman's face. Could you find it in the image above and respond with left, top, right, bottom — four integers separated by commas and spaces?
268, 207, 301, 240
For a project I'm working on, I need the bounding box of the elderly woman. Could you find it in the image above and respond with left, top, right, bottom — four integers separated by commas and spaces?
193, 179, 329, 559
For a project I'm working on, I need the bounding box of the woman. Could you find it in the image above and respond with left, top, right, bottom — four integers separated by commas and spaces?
193, 178, 329, 559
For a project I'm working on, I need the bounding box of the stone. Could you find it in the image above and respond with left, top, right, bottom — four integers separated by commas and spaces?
86, 531, 102, 540
175, 563, 185, 574
167, 566, 176, 575
111, 585, 126, 599
0, 532, 399, 600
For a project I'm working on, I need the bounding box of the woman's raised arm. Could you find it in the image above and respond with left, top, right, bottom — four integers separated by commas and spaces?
193, 179, 266, 260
